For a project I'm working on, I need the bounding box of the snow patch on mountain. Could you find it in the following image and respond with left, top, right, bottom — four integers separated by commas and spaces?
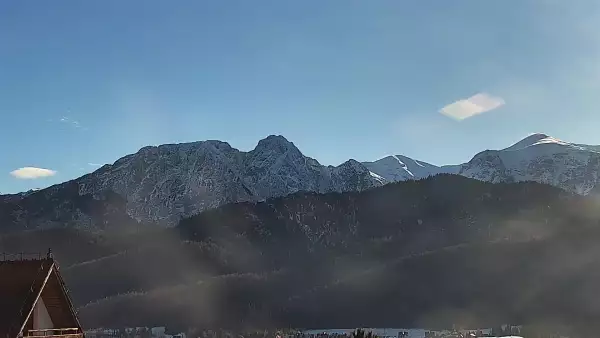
460, 133, 600, 195
363, 155, 457, 182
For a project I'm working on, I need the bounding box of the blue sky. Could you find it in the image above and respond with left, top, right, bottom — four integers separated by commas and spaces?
1, 1, 600, 193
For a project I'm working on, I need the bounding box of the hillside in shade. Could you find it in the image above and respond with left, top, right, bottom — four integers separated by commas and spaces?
4, 175, 600, 335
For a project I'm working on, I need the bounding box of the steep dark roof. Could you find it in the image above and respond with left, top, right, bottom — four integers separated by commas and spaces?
0, 257, 82, 338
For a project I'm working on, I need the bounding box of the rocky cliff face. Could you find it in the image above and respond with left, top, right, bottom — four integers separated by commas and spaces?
17, 135, 380, 228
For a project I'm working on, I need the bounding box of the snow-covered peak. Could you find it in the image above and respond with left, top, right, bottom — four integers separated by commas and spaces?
503, 133, 571, 151
363, 155, 456, 183
461, 133, 600, 195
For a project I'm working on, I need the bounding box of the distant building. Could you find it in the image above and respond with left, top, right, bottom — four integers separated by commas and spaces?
84, 328, 118, 338
0, 253, 84, 338
150, 328, 166, 338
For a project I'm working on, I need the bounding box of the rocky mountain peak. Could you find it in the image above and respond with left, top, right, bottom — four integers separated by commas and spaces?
504, 133, 567, 151
52, 135, 387, 227
363, 154, 453, 183
254, 135, 295, 152
460, 134, 600, 195
339, 159, 363, 169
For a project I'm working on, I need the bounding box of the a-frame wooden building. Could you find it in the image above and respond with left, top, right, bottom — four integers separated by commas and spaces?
0, 253, 83, 338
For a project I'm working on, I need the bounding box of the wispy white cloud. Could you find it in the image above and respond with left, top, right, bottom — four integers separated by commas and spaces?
59, 116, 84, 129
88, 162, 102, 167
440, 93, 505, 121
10, 167, 57, 179
54, 114, 90, 131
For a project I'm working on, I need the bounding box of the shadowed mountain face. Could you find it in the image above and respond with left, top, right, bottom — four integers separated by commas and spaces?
4, 175, 600, 335
0, 181, 140, 233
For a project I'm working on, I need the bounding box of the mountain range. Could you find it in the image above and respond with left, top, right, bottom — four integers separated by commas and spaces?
3, 132, 600, 334
2, 132, 600, 232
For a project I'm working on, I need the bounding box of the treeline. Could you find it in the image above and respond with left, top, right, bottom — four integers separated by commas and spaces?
5, 175, 600, 334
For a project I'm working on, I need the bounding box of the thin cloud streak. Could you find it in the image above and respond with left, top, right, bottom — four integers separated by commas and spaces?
440, 93, 505, 121
59, 116, 88, 130
10, 167, 57, 179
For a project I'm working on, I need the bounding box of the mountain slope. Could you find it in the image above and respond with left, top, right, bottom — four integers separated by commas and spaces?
363, 155, 458, 182
15, 175, 594, 332
1, 135, 439, 231
460, 133, 600, 194
75, 135, 382, 226
0, 180, 140, 232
